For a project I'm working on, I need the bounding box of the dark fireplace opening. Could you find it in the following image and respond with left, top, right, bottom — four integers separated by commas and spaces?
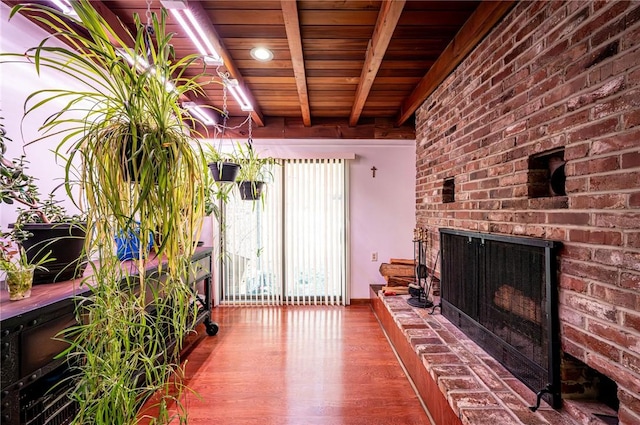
440, 228, 561, 408
562, 353, 619, 412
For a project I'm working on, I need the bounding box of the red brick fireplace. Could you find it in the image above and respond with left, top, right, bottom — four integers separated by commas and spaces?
414, 1, 640, 424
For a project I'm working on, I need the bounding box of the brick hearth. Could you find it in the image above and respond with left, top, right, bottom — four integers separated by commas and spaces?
371, 288, 618, 425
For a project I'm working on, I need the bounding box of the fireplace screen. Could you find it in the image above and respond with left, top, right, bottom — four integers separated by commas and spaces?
440, 228, 561, 408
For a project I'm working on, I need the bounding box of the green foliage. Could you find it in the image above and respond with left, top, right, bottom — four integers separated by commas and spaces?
1, 115, 83, 276
0, 149, 34, 208
202, 142, 235, 213
1, 116, 81, 225
3, 1, 214, 423
0, 231, 53, 273
203, 144, 234, 165
230, 141, 276, 183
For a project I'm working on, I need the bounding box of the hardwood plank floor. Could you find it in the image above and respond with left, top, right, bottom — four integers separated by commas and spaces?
169, 305, 434, 425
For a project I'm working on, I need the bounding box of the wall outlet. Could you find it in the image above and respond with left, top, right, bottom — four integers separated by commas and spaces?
371, 252, 378, 262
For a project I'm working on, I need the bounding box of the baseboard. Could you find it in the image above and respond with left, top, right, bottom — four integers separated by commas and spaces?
349, 298, 371, 305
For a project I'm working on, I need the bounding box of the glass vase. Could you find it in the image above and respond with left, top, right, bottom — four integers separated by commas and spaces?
6, 266, 35, 301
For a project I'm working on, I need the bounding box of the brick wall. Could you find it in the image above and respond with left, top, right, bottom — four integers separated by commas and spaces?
415, 1, 640, 424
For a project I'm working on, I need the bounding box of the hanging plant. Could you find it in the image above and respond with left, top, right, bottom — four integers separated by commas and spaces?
237, 180, 265, 200
220, 113, 274, 201
204, 78, 244, 183
206, 148, 241, 183
3, 1, 213, 423
230, 140, 276, 201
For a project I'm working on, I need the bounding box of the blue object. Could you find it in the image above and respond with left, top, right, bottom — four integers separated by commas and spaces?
115, 225, 154, 261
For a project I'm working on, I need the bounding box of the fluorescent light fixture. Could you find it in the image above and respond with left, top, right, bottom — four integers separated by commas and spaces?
160, 0, 251, 111
226, 79, 253, 112
161, 76, 177, 94
159, 0, 186, 9
250, 47, 273, 62
161, 1, 224, 66
117, 49, 149, 73
116, 49, 176, 93
50, 0, 79, 18
183, 102, 216, 126
204, 55, 224, 66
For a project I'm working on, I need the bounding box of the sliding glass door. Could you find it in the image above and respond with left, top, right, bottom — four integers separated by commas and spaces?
221, 158, 347, 305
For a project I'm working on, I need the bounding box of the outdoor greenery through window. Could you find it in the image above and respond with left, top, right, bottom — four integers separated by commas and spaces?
221, 158, 347, 305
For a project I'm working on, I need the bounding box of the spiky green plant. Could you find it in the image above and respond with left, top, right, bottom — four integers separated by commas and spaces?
3, 1, 216, 423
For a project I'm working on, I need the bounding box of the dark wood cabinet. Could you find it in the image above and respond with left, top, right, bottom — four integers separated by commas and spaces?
0, 247, 215, 425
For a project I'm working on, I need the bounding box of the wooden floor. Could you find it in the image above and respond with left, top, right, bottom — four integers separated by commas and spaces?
168, 305, 434, 425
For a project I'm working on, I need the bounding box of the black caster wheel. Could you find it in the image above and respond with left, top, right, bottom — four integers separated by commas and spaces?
205, 321, 219, 336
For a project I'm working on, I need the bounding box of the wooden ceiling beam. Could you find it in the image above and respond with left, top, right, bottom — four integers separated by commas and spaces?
396, 0, 516, 126
222, 117, 415, 140
349, 0, 405, 127
187, 1, 265, 127
281, 0, 311, 127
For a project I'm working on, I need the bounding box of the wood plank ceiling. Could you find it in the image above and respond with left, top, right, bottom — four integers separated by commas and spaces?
6, 0, 515, 139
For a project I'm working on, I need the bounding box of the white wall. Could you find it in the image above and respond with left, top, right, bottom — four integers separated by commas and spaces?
253, 139, 416, 300
1, 2, 84, 228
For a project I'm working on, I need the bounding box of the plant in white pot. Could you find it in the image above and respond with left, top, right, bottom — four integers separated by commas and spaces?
3, 1, 212, 423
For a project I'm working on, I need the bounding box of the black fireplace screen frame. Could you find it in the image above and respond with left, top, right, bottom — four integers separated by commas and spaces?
439, 228, 561, 408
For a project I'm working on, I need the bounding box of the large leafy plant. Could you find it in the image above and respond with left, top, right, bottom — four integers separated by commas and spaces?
0, 117, 75, 224
1, 116, 87, 282
4, 1, 211, 423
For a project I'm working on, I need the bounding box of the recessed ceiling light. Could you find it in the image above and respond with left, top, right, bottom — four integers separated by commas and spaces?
250, 47, 273, 62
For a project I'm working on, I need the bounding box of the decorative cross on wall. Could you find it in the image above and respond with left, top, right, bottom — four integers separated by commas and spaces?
371, 166, 377, 178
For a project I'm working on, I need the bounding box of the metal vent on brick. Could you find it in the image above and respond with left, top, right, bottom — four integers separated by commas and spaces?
440, 228, 561, 408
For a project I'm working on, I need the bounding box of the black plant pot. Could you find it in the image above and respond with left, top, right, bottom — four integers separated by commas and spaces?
119, 128, 162, 183
121, 139, 142, 182
17, 222, 87, 284
113, 128, 145, 182
238, 181, 265, 200
208, 161, 241, 183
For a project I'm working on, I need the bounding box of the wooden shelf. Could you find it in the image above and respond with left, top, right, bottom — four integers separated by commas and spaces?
0, 247, 215, 425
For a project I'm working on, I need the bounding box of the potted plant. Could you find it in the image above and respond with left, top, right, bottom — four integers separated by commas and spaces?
203, 143, 237, 204
0, 227, 54, 300
0, 118, 86, 283
3, 1, 211, 423
205, 144, 241, 183
231, 141, 276, 201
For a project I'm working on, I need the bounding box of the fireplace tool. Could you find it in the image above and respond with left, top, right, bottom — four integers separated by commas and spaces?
407, 229, 435, 308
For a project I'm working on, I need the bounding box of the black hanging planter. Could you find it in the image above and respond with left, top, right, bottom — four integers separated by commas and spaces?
209, 161, 241, 183
121, 137, 143, 182
16, 222, 87, 284
238, 181, 265, 200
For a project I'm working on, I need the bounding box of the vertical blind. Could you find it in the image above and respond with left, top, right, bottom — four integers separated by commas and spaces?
220, 158, 347, 306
